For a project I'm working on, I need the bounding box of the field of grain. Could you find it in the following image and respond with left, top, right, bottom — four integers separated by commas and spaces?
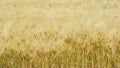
0, 0, 120, 68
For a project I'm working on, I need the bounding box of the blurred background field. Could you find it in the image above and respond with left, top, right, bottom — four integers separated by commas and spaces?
0, 0, 120, 68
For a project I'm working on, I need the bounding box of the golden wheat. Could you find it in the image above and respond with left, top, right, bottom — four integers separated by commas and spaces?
0, 0, 120, 68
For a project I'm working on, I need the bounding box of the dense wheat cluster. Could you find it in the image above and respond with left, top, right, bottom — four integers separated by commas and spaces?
0, 0, 120, 68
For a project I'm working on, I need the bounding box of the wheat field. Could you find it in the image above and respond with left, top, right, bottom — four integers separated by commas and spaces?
0, 0, 120, 68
